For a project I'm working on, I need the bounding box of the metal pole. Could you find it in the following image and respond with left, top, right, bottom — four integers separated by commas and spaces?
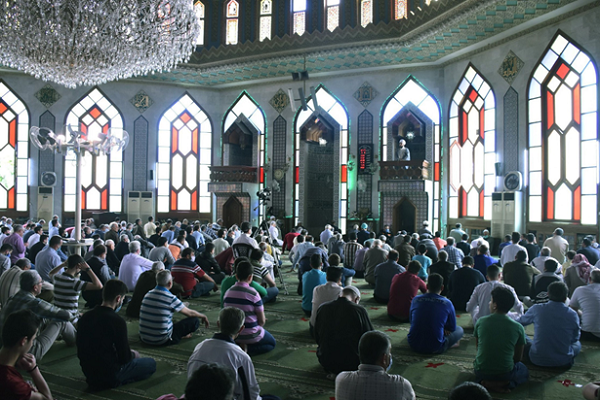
74, 149, 82, 254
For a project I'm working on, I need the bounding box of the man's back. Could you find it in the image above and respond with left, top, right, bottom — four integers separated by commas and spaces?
544, 236, 569, 264
570, 283, 600, 335
335, 365, 416, 400
408, 293, 456, 353
139, 286, 185, 345
374, 261, 404, 301
394, 243, 415, 268
467, 281, 522, 324
35, 246, 60, 282
343, 242, 362, 268
387, 272, 427, 319
503, 261, 540, 297
315, 297, 373, 374
363, 248, 388, 284
578, 246, 600, 266
448, 267, 485, 311
474, 313, 526, 375
0, 266, 22, 307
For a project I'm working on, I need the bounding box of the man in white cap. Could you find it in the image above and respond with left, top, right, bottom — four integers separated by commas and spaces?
543, 228, 569, 264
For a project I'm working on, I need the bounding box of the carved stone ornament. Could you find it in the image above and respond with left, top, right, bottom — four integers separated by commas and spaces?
498, 51, 524, 85
269, 89, 289, 114
353, 82, 379, 108
130, 90, 154, 113
34, 84, 61, 108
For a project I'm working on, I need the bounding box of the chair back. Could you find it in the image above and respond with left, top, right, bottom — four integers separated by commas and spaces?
232, 243, 255, 259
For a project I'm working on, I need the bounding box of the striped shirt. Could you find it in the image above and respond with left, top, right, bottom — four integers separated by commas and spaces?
343, 242, 363, 268
139, 286, 185, 345
171, 259, 206, 297
0, 266, 23, 307
53, 272, 87, 316
223, 282, 264, 344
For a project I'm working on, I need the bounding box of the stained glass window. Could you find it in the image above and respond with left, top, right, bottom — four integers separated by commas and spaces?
0, 81, 28, 212
360, 0, 373, 28
326, 0, 340, 32
64, 89, 123, 213
223, 92, 267, 220
448, 65, 496, 220
259, 0, 272, 41
157, 94, 212, 214
293, 0, 306, 36
194, 1, 205, 46
394, 0, 407, 20
381, 77, 441, 231
225, 0, 239, 45
294, 86, 349, 233
528, 33, 598, 225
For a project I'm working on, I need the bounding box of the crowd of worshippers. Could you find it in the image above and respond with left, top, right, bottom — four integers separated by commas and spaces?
1, 215, 600, 399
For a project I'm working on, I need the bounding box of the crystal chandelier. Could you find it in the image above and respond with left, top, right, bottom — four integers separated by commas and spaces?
0, 0, 200, 89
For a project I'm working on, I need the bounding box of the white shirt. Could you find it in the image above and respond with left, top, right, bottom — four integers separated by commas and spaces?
466, 280, 523, 325
500, 243, 528, 266
118, 253, 154, 291
27, 233, 40, 248
543, 235, 570, 264
144, 221, 156, 238
531, 255, 560, 271
310, 281, 343, 327
232, 233, 259, 249
188, 336, 262, 400
570, 283, 600, 336
268, 225, 283, 246
0, 233, 7, 246
336, 364, 415, 400
212, 238, 230, 255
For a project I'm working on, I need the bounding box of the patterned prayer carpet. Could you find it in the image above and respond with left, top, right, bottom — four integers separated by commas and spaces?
39, 257, 600, 400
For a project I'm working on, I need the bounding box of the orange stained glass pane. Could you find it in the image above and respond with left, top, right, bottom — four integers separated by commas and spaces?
461, 111, 468, 144
102, 124, 109, 134
460, 188, 467, 217
81, 190, 86, 210
80, 123, 88, 135
172, 127, 178, 153
547, 91, 554, 129
8, 188, 14, 209
89, 107, 101, 119
434, 162, 440, 181
557, 64, 570, 79
479, 108, 484, 139
574, 186, 581, 220
295, 166, 299, 184
341, 165, 347, 183
0, 102, 6, 114
479, 190, 484, 217
547, 187, 554, 220
469, 89, 478, 102
192, 128, 198, 154
101, 189, 108, 210
8, 119, 16, 147
573, 84, 581, 124
191, 190, 198, 211
260, 167, 264, 183
180, 112, 191, 124
171, 191, 177, 211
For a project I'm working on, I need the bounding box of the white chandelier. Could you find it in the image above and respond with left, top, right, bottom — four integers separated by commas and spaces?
0, 0, 200, 89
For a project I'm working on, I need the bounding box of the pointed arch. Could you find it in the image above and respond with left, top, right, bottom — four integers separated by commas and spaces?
194, 1, 205, 46
448, 63, 496, 220
0, 80, 29, 212
157, 93, 213, 214
293, 84, 349, 233
64, 88, 124, 213
527, 31, 598, 225
380, 75, 441, 231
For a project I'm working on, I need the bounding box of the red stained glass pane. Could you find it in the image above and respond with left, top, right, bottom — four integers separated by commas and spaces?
460, 188, 467, 218
0, 102, 7, 114
191, 190, 197, 211
192, 128, 198, 154
479, 190, 484, 217
434, 162, 440, 181
341, 165, 347, 183
81, 190, 86, 210
8, 188, 14, 209
547, 91, 554, 129
102, 124, 109, 134
8, 119, 16, 147
172, 127, 178, 153
80, 123, 88, 135
574, 186, 581, 221
557, 63, 570, 79
260, 167, 264, 183
547, 187, 554, 220
294, 166, 299, 184
469, 89, 478, 102
171, 191, 177, 211
89, 107, 101, 119
479, 107, 485, 139
573, 84, 581, 124
180, 112, 191, 124
101, 189, 108, 210
461, 110, 468, 144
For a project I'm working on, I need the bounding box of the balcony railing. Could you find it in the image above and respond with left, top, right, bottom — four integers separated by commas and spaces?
379, 160, 430, 180
209, 166, 258, 183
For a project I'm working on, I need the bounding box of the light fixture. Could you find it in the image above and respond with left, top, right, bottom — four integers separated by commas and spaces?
0, 0, 200, 89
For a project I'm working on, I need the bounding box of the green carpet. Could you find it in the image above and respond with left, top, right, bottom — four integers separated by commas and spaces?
39, 259, 600, 400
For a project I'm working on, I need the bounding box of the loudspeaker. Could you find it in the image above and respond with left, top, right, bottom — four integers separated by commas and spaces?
503, 171, 523, 191
494, 162, 503, 176
41, 172, 57, 187
149, 169, 154, 180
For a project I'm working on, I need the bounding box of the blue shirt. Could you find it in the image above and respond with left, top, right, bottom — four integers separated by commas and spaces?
408, 293, 457, 354
35, 246, 62, 282
192, 231, 204, 246
161, 230, 175, 244
517, 301, 580, 366
302, 269, 326, 312
473, 254, 498, 276
412, 255, 431, 280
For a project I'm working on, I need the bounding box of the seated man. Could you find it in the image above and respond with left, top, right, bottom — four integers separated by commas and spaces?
220, 258, 268, 307
0, 309, 53, 400
302, 253, 327, 316
139, 270, 209, 346
428, 251, 455, 297
570, 269, 600, 341
35, 235, 64, 283
187, 307, 281, 400
448, 256, 485, 311
373, 250, 405, 304
363, 240, 388, 286
315, 286, 373, 375
223, 261, 276, 356
194, 243, 226, 284
466, 264, 523, 325
310, 266, 343, 337
0, 270, 76, 361
448, 382, 492, 400
531, 247, 559, 271
158, 363, 235, 400
327, 253, 355, 287
517, 281, 580, 367
0, 258, 53, 306
335, 331, 415, 400
474, 286, 528, 393
408, 273, 463, 354
503, 250, 541, 299
250, 248, 280, 298
387, 261, 427, 322
77, 279, 156, 390
525, 258, 563, 306
148, 237, 176, 269
411, 244, 431, 281
118, 241, 154, 291
171, 248, 217, 298
81, 244, 115, 308
473, 244, 498, 277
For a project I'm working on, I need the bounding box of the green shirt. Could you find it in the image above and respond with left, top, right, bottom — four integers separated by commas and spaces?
473, 313, 526, 375
220, 276, 267, 307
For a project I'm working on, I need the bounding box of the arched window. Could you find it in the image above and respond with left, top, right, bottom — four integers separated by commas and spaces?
223, 92, 267, 219
360, 0, 373, 28
528, 32, 598, 225
225, 0, 239, 45
157, 94, 212, 214
64, 88, 124, 212
0, 81, 28, 212
293, 85, 349, 232
194, 1, 205, 46
394, 0, 407, 20
259, 0, 272, 41
380, 77, 441, 231
326, 0, 340, 32
293, 0, 306, 36
448, 65, 496, 220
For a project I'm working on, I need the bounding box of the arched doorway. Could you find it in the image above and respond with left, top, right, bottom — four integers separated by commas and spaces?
223, 196, 243, 228
393, 197, 417, 234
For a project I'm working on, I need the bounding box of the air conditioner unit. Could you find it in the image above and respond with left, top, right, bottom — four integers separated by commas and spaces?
127, 191, 154, 223
491, 191, 523, 238
37, 187, 54, 229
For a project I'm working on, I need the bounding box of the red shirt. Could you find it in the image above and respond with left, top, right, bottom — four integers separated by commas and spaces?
432, 237, 447, 251
387, 272, 427, 319
283, 232, 300, 251
215, 247, 234, 275
171, 259, 207, 297
0, 365, 33, 400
